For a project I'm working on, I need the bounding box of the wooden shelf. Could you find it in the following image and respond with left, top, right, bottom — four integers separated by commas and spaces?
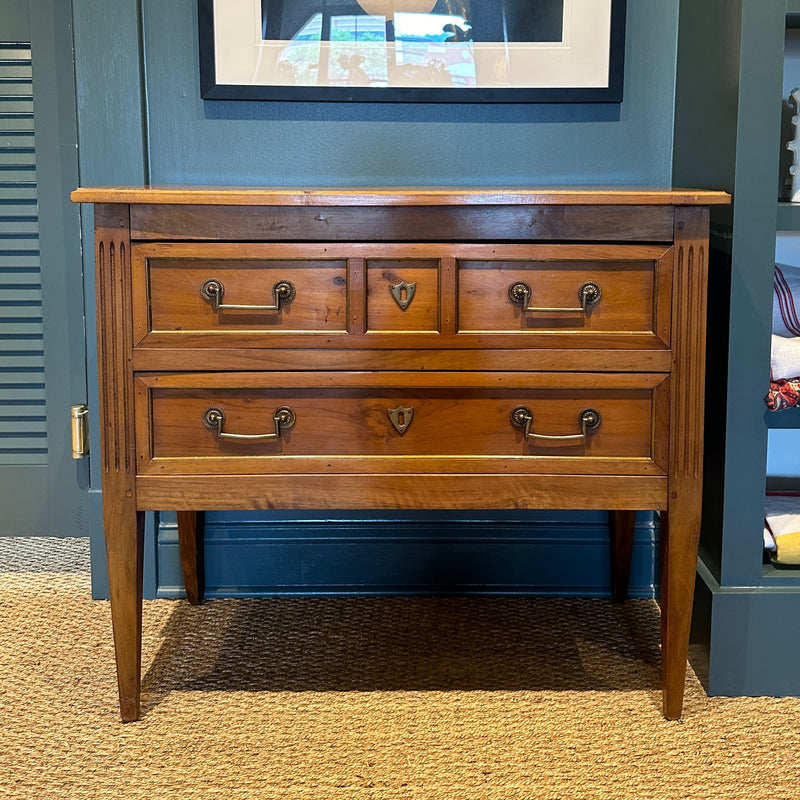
763, 562, 800, 582
776, 201, 800, 230
765, 405, 800, 428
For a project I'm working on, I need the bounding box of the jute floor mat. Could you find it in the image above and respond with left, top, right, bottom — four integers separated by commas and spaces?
2, 570, 799, 800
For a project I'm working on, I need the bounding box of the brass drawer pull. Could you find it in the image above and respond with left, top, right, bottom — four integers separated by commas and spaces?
201, 278, 296, 311
202, 406, 296, 440
510, 406, 602, 441
508, 281, 601, 313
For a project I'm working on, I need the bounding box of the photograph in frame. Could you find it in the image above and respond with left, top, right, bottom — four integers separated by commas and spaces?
198, 0, 626, 103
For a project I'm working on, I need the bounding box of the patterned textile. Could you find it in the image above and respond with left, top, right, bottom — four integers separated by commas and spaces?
765, 493, 800, 565
766, 378, 800, 411
768, 264, 800, 410
773, 263, 800, 337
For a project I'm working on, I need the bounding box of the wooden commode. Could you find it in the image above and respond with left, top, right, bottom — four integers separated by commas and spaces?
70, 186, 730, 721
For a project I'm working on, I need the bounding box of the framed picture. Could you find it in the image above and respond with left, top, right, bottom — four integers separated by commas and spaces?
198, 0, 626, 103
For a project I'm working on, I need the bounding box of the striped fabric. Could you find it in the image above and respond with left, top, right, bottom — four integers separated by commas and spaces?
773, 263, 800, 337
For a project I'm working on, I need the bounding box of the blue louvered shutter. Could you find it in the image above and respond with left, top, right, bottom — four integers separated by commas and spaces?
0, 43, 46, 466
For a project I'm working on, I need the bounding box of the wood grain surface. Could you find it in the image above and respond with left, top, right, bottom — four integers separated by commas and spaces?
71, 186, 731, 206
74, 186, 729, 721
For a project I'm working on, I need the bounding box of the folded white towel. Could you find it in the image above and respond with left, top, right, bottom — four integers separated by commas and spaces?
764, 527, 777, 550
774, 263, 800, 337
771, 334, 800, 379
765, 494, 800, 564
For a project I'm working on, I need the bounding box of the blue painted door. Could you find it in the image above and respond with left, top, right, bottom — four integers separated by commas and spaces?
0, 0, 88, 537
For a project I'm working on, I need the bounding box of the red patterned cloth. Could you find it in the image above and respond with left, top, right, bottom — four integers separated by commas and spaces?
769, 264, 800, 410
766, 378, 800, 411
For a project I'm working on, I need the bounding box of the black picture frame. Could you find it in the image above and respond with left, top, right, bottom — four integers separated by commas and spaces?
198, 0, 626, 103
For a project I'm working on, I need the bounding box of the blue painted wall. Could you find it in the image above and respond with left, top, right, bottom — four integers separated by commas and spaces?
73, 0, 682, 600
141, 1, 677, 187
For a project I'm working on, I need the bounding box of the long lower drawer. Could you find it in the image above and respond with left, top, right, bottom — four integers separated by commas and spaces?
134, 372, 668, 477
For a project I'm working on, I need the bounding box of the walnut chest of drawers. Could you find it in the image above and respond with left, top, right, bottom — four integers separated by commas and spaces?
71, 186, 730, 722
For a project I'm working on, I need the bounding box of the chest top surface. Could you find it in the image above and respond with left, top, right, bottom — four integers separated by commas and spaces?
70, 186, 730, 207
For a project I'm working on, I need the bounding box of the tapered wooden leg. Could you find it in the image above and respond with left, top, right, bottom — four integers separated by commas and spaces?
659, 503, 700, 720
105, 506, 145, 722
94, 203, 145, 721
177, 511, 204, 605
658, 206, 708, 720
610, 510, 636, 603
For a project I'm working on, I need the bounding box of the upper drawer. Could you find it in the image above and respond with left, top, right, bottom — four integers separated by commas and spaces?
132, 242, 671, 351
132, 243, 348, 345
457, 249, 671, 342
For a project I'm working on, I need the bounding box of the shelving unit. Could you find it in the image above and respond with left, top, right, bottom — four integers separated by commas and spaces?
673, 0, 800, 697
764, 11, 800, 587
775, 202, 800, 229
765, 405, 800, 427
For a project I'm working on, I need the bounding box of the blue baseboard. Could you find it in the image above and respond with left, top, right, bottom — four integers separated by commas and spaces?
152, 509, 658, 600
691, 558, 800, 696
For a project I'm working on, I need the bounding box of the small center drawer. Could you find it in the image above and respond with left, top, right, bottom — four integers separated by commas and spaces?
366, 259, 439, 333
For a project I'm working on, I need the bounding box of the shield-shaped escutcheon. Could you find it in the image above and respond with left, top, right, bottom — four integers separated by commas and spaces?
387, 405, 414, 434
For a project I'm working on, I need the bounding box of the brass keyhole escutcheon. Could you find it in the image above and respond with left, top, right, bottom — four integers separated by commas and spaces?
390, 280, 416, 311
388, 405, 414, 434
